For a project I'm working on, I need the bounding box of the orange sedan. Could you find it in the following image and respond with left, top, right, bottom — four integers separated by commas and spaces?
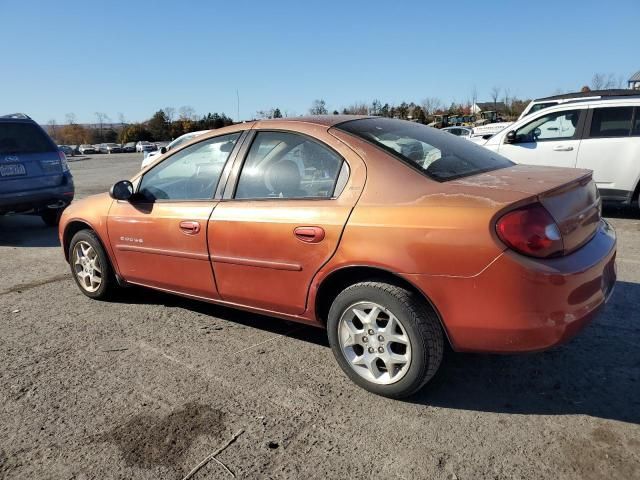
59, 116, 616, 398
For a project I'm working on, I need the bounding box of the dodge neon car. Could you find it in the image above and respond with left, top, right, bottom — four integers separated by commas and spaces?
58, 116, 616, 398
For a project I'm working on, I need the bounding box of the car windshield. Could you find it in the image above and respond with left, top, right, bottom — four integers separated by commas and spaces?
336, 118, 513, 181
0, 122, 56, 154
169, 134, 196, 150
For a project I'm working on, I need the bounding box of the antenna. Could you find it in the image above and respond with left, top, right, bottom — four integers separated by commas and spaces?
236, 89, 240, 122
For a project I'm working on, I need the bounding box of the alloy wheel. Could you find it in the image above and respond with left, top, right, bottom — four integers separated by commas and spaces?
338, 302, 412, 385
72, 241, 102, 293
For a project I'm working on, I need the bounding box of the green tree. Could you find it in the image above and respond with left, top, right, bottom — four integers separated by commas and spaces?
396, 102, 409, 119
272, 108, 282, 118
413, 106, 427, 124
147, 110, 169, 141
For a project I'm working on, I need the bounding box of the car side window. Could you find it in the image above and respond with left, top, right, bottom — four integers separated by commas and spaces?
589, 107, 634, 138
634, 108, 640, 136
515, 109, 580, 143
138, 132, 240, 201
235, 131, 343, 200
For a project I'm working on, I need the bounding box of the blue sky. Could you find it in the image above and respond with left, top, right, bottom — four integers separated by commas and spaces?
1, 0, 638, 124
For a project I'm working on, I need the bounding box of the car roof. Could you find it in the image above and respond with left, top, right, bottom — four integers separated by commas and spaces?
533, 89, 640, 102
0, 113, 35, 123
254, 115, 371, 127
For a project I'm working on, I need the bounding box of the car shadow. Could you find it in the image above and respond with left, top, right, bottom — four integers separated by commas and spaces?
111, 286, 330, 346
0, 215, 60, 247
412, 280, 640, 424
603, 204, 640, 220
113, 280, 639, 425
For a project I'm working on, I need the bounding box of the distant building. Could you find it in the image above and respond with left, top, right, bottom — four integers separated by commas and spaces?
628, 71, 640, 90
471, 102, 507, 114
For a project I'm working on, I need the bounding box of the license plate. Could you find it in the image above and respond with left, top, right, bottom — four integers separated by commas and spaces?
0, 163, 26, 177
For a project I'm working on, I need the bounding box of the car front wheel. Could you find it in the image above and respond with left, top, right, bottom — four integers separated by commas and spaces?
327, 281, 443, 398
69, 230, 115, 300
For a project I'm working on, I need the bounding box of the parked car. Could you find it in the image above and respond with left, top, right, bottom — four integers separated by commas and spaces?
0, 113, 74, 226
79, 144, 96, 155
59, 116, 616, 398
99, 143, 123, 154
518, 89, 640, 119
58, 145, 74, 156
136, 141, 156, 153
480, 96, 640, 206
122, 142, 136, 153
93, 144, 102, 153
441, 126, 472, 138
141, 130, 211, 169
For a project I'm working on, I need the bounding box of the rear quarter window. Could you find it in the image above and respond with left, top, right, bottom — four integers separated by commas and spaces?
335, 117, 513, 182
589, 107, 634, 138
0, 122, 56, 154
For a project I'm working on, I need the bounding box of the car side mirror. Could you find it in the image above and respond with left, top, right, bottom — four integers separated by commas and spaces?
160, 146, 167, 154
109, 180, 134, 200
505, 130, 517, 144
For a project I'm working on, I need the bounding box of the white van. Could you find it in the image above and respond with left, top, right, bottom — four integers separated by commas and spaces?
481, 96, 640, 206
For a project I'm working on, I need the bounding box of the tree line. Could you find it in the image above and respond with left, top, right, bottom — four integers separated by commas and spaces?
301, 72, 627, 122
47, 107, 234, 145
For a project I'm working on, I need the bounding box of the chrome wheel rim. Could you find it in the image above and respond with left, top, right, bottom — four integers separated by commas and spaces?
72, 241, 102, 293
338, 302, 412, 385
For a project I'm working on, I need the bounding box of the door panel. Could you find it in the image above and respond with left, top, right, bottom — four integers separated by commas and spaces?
498, 139, 580, 168
108, 201, 218, 298
209, 201, 351, 314
577, 137, 640, 192
105, 131, 245, 299
576, 106, 640, 193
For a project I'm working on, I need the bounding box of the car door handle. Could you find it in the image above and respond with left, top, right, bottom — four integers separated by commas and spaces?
179, 221, 201, 234
294, 226, 325, 243
553, 146, 574, 151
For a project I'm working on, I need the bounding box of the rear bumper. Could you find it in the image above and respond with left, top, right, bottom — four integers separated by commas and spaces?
0, 176, 75, 214
405, 219, 617, 353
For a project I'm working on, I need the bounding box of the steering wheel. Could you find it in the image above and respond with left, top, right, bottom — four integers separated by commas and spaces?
532, 127, 542, 141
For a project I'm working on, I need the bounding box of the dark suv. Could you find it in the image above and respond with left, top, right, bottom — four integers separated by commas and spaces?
0, 113, 74, 226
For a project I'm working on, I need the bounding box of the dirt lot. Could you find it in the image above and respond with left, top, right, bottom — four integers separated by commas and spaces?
1, 153, 639, 479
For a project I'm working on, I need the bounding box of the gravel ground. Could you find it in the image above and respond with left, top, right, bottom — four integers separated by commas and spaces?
1, 153, 639, 479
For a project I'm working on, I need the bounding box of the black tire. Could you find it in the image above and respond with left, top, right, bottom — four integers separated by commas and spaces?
327, 281, 443, 399
68, 229, 116, 300
41, 208, 63, 227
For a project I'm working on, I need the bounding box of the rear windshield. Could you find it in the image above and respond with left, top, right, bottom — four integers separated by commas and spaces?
0, 122, 56, 154
336, 117, 513, 182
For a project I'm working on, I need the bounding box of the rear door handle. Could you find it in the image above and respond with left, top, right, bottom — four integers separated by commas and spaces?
179, 221, 201, 234
294, 226, 325, 243
553, 146, 574, 151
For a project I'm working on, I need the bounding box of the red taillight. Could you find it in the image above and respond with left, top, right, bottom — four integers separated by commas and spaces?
496, 203, 564, 258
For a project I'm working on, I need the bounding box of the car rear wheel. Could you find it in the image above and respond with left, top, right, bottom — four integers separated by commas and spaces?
327, 281, 443, 398
41, 208, 63, 227
69, 230, 115, 300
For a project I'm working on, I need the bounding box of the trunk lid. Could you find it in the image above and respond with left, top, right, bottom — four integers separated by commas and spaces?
450, 165, 600, 254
